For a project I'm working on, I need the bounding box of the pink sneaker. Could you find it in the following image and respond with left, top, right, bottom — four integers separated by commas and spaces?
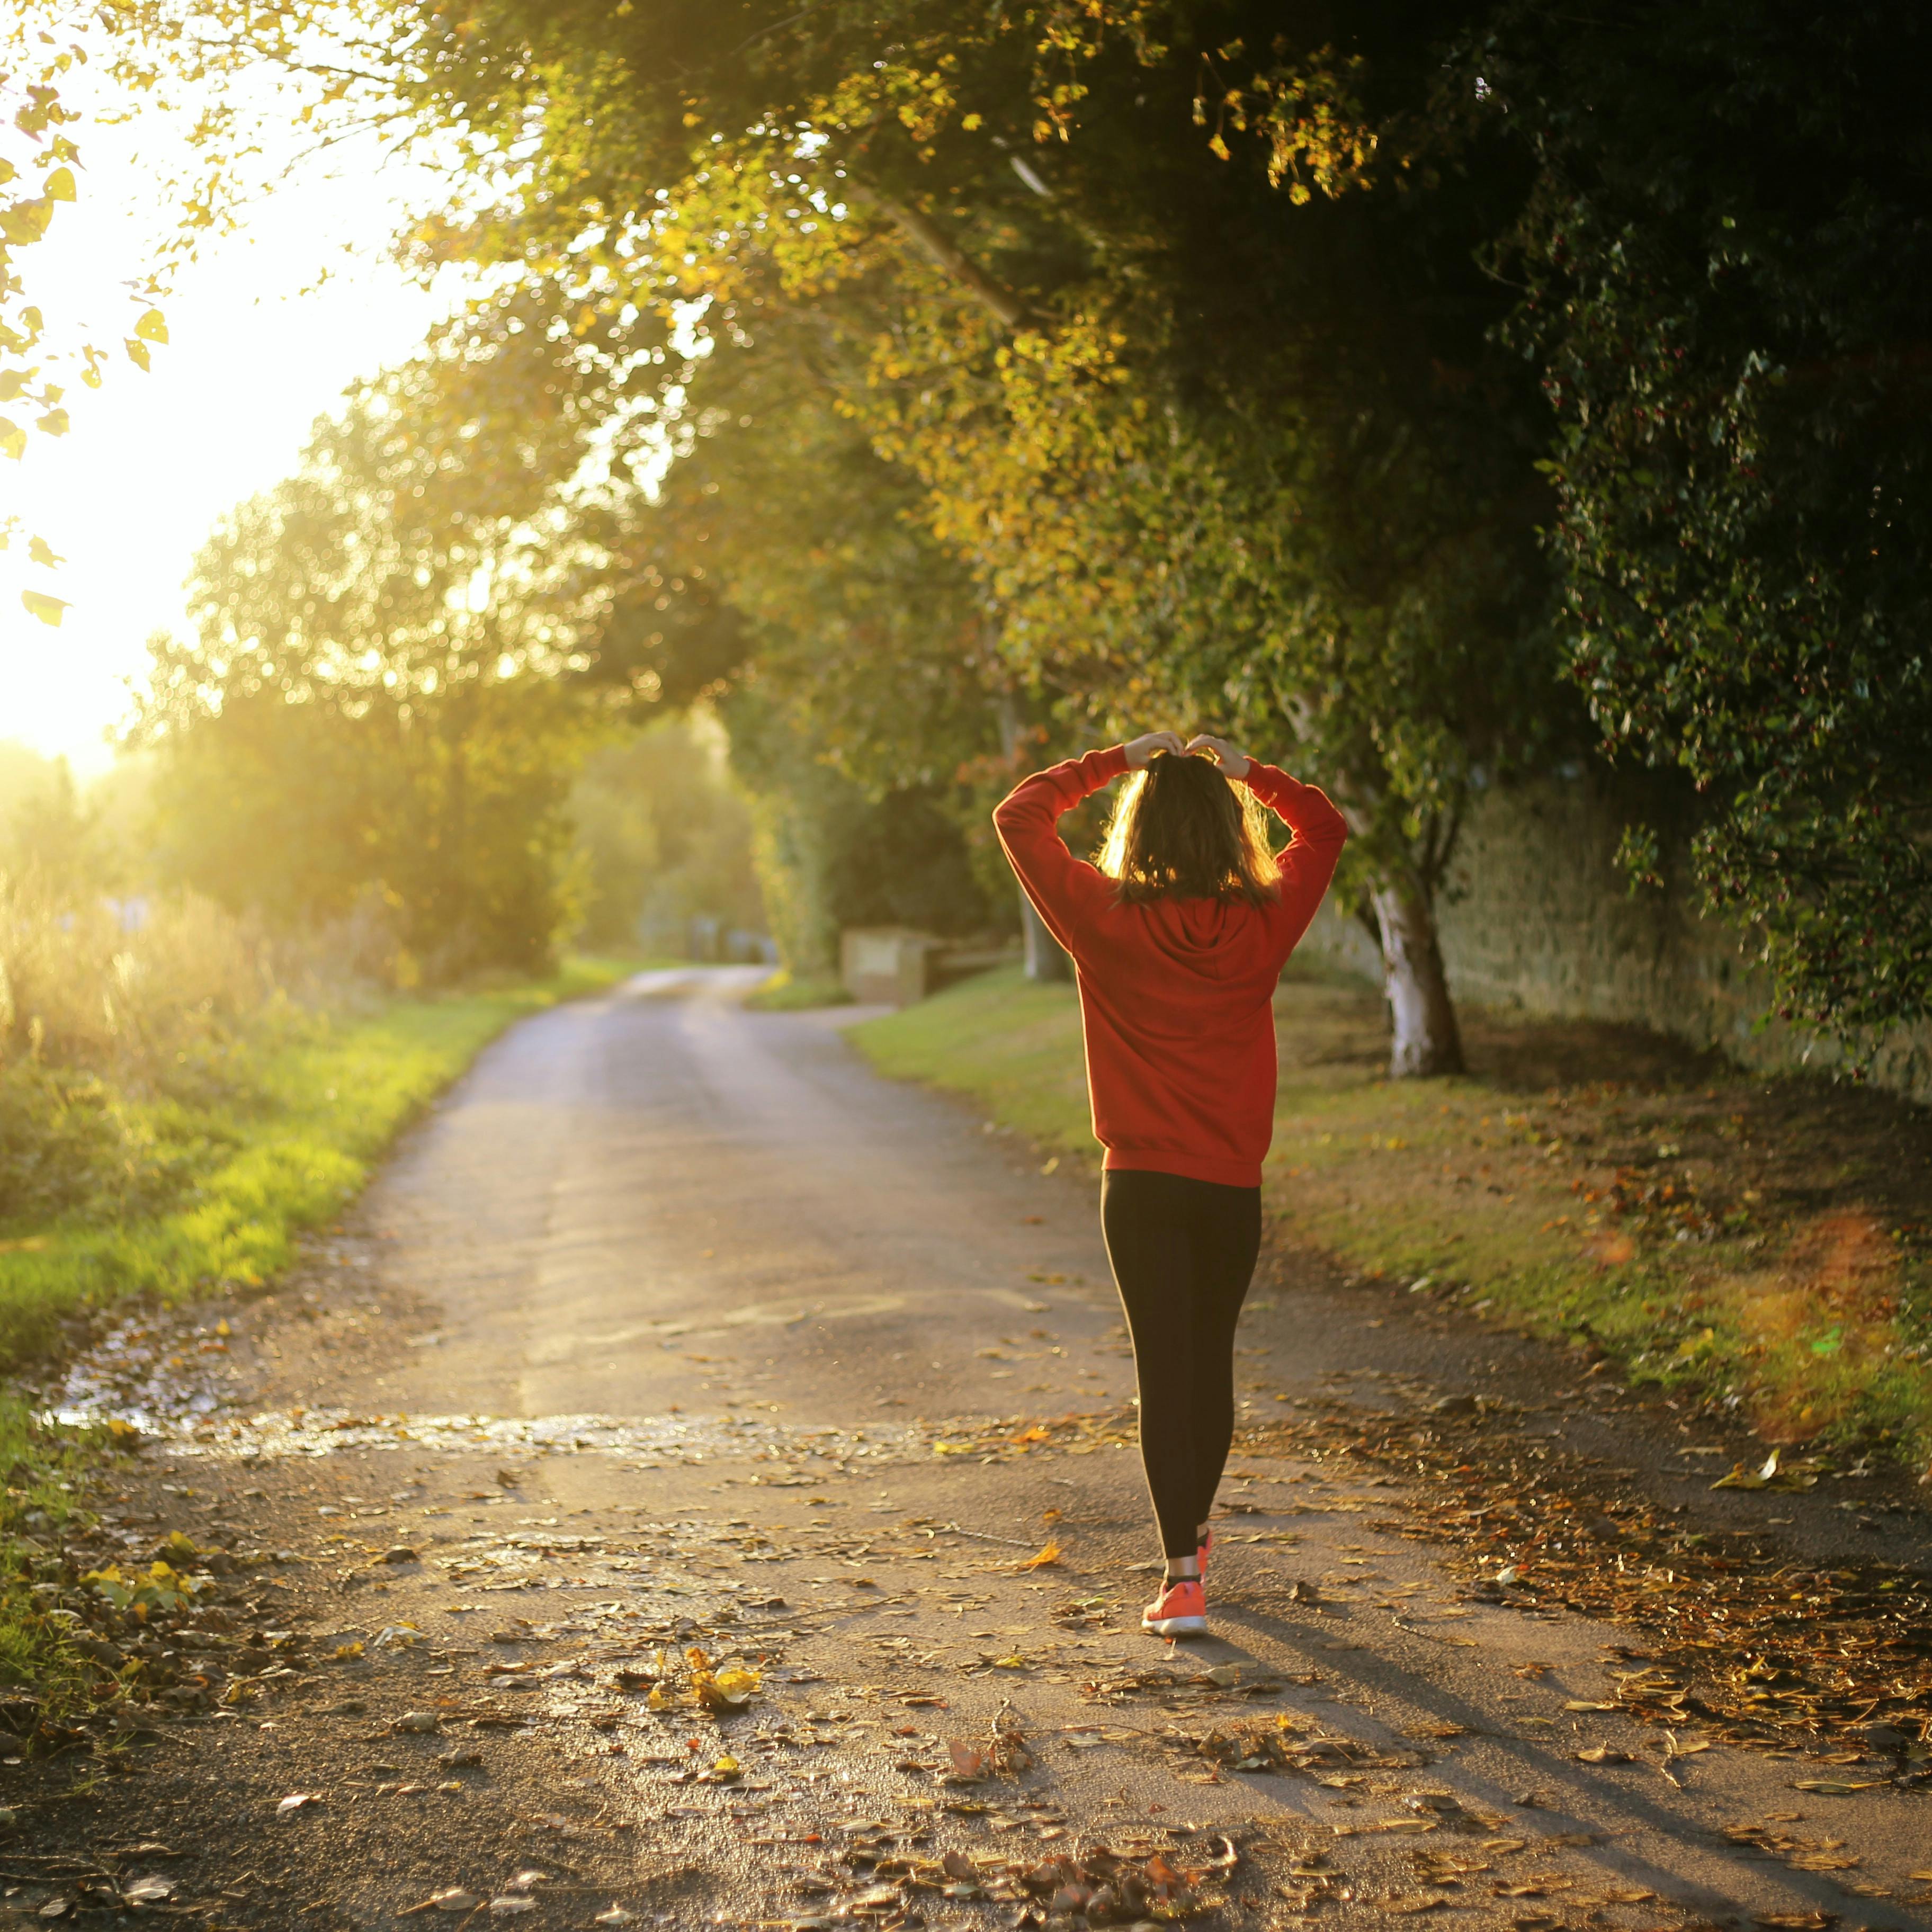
1141, 1576, 1208, 1637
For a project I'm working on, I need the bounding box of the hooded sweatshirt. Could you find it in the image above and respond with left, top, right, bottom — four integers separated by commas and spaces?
992, 745, 1348, 1188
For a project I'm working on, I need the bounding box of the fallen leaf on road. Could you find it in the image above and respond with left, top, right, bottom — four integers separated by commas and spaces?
947, 1740, 992, 1782
122, 1877, 174, 1906
1751, 1915, 1837, 1930
1573, 1747, 1630, 1765
373, 1624, 428, 1650
693, 1666, 758, 1714
1713, 1450, 1816, 1493
276, 1793, 323, 1817
487, 1900, 535, 1916
592, 1909, 636, 1926
1022, 1541, 1062, 1570
394, 1711, 440, 1733
1792, 1780, 1884, 1795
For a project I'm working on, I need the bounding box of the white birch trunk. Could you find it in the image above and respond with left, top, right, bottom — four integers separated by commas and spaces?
1371, 879, 1464, 1077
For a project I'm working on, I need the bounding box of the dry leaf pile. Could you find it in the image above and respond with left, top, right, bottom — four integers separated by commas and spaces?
1237, 1399, 1932, 1761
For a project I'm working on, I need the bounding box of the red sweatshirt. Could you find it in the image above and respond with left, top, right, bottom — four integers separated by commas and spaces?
992, 745, 1348, 1188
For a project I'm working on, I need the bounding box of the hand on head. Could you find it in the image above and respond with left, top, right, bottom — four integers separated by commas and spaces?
1184, 734, 1250, 779
1123, 730, 1252, 777
1123, 730, 1186, 770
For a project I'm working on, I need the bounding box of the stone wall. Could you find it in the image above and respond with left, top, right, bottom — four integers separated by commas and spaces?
1298, 771, 1932, 1102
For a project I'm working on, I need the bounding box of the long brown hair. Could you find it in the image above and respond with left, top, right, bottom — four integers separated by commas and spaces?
1095, 750, 1279, 906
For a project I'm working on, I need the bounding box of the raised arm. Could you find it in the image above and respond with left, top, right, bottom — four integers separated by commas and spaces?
991, 744, 1131, 955
1186, 734, 1348, 940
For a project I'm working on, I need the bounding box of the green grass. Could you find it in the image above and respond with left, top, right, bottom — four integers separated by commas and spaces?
0, 954, 661, 1704
743, 968, 851, 1012
852, 963, 1932, 1469
0, 955, 655, 1375
851, 967, 1090, 1151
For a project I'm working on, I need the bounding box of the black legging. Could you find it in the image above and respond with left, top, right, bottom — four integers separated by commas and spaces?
1100, 1168, 1263, 1560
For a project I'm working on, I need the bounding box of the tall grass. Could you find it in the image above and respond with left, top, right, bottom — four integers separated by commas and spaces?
0, 868, 279, 1076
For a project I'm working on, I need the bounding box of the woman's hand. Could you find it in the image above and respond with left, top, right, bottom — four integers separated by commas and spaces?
1185, 733, 1251, 779
1123, 730, 1186, 770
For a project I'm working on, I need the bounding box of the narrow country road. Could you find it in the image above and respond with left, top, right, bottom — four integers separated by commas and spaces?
326, 966, 1128, 1429
22, 969, 1932, 1932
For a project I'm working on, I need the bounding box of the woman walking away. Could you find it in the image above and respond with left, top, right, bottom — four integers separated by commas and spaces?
994, 731, 1347, 1637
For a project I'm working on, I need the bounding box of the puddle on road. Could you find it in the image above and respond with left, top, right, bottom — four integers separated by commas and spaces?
153, 1405, 916, 1466
42, 1307, 916, 1468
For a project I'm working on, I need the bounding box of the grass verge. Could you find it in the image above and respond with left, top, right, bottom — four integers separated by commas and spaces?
0, 954, 654, 1704
744, 969, 852, 1012
851, 963, 1932, 1469
0, 956, 655, 1374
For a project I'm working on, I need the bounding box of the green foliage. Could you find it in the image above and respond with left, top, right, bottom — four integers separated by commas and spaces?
0, 1065, 241, 1230
0, 745, 115, 892
0, 1396, 104, 1697
724, 690, 996, 973
137, 353, 611, 981
373, 0, 1578, 1069
1475, 0, 1932, 1049
566, 717, 764, 951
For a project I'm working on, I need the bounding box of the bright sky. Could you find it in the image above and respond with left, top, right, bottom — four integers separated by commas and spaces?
0, 108, 455, 776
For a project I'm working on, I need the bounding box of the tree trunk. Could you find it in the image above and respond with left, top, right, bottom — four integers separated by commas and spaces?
1020, 891, 1073, 983
1370, 878, 1463, 1077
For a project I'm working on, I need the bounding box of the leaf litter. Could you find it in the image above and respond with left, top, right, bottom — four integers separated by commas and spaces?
1235, 1394, 1932, 1765
23, 1294, 1932, 1932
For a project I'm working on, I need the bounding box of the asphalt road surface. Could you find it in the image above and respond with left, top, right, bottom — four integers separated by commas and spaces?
25, 967, 1932, 1932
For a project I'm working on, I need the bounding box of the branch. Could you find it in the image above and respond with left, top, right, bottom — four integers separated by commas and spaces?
848, 184, 1032, 332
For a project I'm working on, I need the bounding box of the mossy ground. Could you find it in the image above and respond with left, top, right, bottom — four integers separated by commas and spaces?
853, 963, 1932, 1468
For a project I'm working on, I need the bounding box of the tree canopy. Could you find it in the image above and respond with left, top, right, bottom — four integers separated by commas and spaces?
1478, 0, 1932, 1052
81, 0, 1932, 1064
